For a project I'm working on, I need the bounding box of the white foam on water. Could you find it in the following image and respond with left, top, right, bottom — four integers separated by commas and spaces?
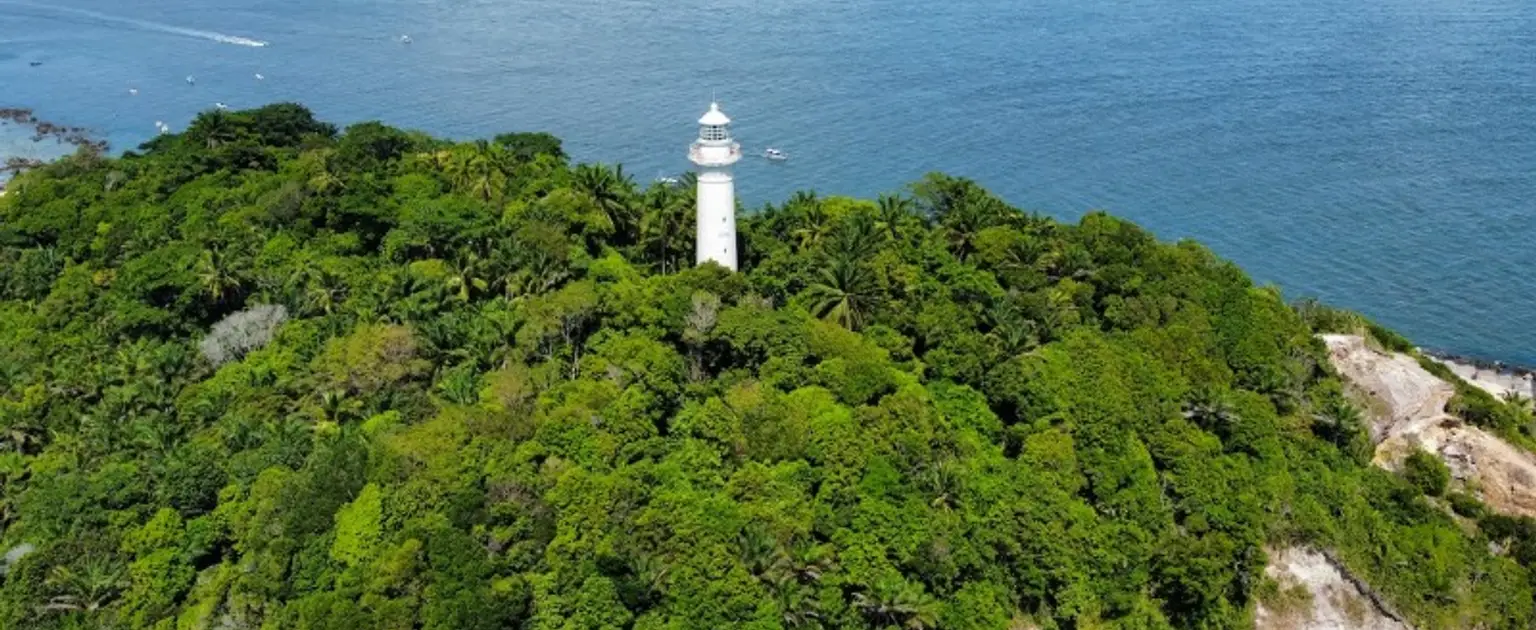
0, 1, 269, 47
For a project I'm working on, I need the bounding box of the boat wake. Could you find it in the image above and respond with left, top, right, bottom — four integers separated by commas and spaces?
0, 2, 269, 47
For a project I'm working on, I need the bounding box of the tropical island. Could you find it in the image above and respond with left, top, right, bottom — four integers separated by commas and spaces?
1, 103, 1535, 630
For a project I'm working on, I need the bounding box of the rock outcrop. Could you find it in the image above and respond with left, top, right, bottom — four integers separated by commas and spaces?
1322, 335, 1536, 518
1255, 546, 1410, 630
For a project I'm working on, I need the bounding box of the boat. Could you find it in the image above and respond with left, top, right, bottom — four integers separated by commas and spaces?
764, 148, 788, 161
399, 35, 413, 44
254, 73, 265, 80
128, 88, 139, 96
654, 172, 680, 186
186, 75, 195, 85
215, 102, 229, 110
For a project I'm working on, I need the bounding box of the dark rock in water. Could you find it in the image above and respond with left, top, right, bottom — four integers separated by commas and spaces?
29, 61, 42, 67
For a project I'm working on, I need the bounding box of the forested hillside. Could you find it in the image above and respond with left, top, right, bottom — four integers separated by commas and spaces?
1, 104, 1533, 629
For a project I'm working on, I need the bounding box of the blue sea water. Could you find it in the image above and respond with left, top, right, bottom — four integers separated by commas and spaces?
1, 0, 1533, 364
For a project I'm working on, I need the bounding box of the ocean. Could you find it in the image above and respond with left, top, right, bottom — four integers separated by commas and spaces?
1, 0, 1532, 364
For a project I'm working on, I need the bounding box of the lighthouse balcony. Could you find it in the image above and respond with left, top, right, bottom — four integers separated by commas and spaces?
689, 143, 742, 166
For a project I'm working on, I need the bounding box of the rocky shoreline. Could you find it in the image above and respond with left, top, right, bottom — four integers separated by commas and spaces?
1424, 350, 1535, 400
0, 108, 110, 178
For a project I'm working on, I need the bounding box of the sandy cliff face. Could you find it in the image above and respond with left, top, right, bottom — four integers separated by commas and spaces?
1255, 336, 1536, 630
1322, 334, 1536, 518
1254, 546, 1410, 630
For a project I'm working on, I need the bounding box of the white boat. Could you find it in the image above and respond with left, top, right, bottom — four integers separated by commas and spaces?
654, 172, 680, 186
185, 75, 195, 85
764, 148, 788, 161
128, 88, 138, 96
215, 102, 229, 110
399, 35, 413, 44
254, 73, 265, 80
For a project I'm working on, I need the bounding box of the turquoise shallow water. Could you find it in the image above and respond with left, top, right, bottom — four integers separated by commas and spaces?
1, 0, 1533, 363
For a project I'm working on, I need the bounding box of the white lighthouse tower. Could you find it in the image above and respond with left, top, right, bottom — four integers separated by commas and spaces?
689, 102, 742, 271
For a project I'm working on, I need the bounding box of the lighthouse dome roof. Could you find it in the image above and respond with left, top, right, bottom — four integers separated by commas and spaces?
698, 102, 731, 126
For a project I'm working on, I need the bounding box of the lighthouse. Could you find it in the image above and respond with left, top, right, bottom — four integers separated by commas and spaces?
689, 102, 742, 271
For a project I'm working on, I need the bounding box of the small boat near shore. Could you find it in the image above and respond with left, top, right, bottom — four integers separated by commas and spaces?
764, 148, 788, 161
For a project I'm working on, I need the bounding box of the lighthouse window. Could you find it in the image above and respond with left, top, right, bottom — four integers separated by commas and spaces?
702, 125, 727, 141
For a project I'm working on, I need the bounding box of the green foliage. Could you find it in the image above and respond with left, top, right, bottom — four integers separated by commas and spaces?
1447, 492, 1486, 520
0, 106, 1528, 629
1404, 450, 1452, 497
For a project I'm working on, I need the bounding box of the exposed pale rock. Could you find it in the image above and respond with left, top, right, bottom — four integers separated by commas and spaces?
1322, 335, 1536, 518
1255, 546, 1411, 630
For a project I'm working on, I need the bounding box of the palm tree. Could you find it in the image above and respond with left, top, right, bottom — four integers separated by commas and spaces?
316, 389, 362, 423
917, 459, 965, 512
803, 259, 880, 330
194, 248, 242, 303
787, 541, 835, 583
785, 191, 829, 249
738, 526, 780, 580
1039, 244, 1095, 282
1312, 398, 1366, 453
445, 252, 489, 302
851, 576, 940, 630
912, 174, 1007, 260
574, 163, 638, 241
639, 183, 693, 274
473, 140, 512, 201
444, 141, 511, 202
985, 301, 1039, 356
190, 109, 239, 149
875, 193, 916, 241
305, 149, 347, 194
825, 213, 878, 263
624, 553, 670, 611
42, 558, 127, 613
301, 268, 347, 316
937, 196, 999, 261
411, 148, 455, 173
434, 365, 480, 405
497, 223, 572, 299
1184, 388, 1238, 436
770, 574, 824, 629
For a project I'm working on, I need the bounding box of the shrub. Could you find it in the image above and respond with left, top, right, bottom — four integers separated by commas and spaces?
1365, 321, 1415, 354
1404, 450, 1451, 497
1447, 492, 1486, 519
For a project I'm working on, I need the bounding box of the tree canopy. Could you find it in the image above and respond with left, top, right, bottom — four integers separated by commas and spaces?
1, 103, 1533, 629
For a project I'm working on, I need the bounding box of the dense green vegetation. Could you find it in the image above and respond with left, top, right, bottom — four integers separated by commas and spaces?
2, 103, 1536, 629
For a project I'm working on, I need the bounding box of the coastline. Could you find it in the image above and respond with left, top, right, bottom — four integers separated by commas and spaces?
0, 108, 109, 184
1424, 349, 1536, 399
